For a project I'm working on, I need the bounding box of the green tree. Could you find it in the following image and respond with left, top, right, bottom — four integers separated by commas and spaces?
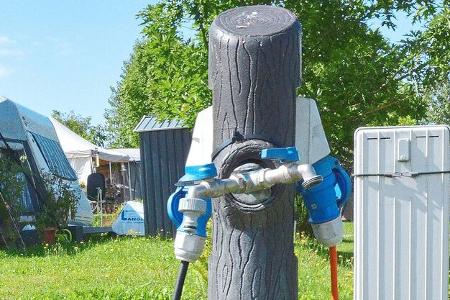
52, 110, 107, 147
107, 1, 447, 165
423, 81, 450, 124
398, 6, 450, 125
106, 2, 210, 147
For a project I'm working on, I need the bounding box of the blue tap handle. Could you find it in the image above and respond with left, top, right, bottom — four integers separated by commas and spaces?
261, 147, 299, 162
176, 163, 217, 186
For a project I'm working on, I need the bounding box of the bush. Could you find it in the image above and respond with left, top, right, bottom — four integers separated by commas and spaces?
0, 153, 25, 241
35, 172, 78, 231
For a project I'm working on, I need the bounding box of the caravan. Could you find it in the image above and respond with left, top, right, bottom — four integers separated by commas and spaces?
0, 97, 93, 225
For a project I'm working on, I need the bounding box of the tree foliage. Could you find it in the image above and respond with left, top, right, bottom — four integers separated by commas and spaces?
106, 2, 210, 147
107, 0, 448, 165
400, 5, 449, 85
424, 82, 450, 124
399, 6, 450, 125
52, 110, 107, 147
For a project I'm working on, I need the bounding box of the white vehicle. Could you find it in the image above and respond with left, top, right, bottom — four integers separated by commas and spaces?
0, 97, 93, 225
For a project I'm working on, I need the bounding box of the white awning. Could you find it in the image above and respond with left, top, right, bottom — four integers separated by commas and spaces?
110, 148, 141, 162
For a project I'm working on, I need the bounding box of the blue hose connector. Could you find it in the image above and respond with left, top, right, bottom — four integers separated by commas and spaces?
167, 186, 211, 237
168, 164, 217, 238
297, 155, 351, 224
297, 155, 351, 246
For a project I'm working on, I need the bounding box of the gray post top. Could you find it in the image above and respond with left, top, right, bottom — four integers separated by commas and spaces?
211, 5, 300, 37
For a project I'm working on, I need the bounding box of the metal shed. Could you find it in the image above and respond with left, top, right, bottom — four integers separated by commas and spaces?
134, 116, 191, 236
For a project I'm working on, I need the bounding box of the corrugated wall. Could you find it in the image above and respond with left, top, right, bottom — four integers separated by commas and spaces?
354, 126, 450, 300
139, 128, 192, 236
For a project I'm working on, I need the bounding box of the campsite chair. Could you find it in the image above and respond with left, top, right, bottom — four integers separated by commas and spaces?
87, 173, 106, 214
89, 200, 100, 214
88, 193, 106, 214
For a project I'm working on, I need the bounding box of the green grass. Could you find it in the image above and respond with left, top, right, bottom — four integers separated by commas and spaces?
0, 224, 354, 300
92, 213, 118, 227
296, 222, 354, 299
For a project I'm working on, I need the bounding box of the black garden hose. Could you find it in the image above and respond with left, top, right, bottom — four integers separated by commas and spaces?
173, 260, 189, 300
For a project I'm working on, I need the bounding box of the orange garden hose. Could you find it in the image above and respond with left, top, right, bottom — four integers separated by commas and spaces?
329, 246, 339, 300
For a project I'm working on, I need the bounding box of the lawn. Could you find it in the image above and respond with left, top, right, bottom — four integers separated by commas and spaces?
0, 223, 354, 300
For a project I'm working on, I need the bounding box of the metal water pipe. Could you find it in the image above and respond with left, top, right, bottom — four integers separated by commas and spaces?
186, 159, 321, 200
168, 147, 324, 299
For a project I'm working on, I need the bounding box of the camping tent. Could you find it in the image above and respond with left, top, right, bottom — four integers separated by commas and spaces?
50, 117, 130, 185
50, 118, 142, 201
0, 97, 93, 225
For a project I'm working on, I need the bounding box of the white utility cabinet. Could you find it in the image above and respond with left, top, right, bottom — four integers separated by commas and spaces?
354, 126, 450, 300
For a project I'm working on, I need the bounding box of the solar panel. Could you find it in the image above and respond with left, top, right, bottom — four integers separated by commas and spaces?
31, 132, 77, 181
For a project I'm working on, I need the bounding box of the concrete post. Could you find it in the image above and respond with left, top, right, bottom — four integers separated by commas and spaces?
208, 5, 301, 299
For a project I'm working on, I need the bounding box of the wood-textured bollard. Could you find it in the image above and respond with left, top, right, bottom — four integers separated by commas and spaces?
208, 5, 301, 299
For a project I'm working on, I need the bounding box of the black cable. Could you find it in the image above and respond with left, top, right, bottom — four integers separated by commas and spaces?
173, 260, 189, 300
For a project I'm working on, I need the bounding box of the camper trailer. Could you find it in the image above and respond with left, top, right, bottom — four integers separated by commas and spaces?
0, 97, 93, 226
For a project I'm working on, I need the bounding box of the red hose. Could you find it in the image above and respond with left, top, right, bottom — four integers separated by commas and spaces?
329, 246, 339, 300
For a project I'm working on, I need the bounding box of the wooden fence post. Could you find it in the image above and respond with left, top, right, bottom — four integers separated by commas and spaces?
208, 5, 301, 299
